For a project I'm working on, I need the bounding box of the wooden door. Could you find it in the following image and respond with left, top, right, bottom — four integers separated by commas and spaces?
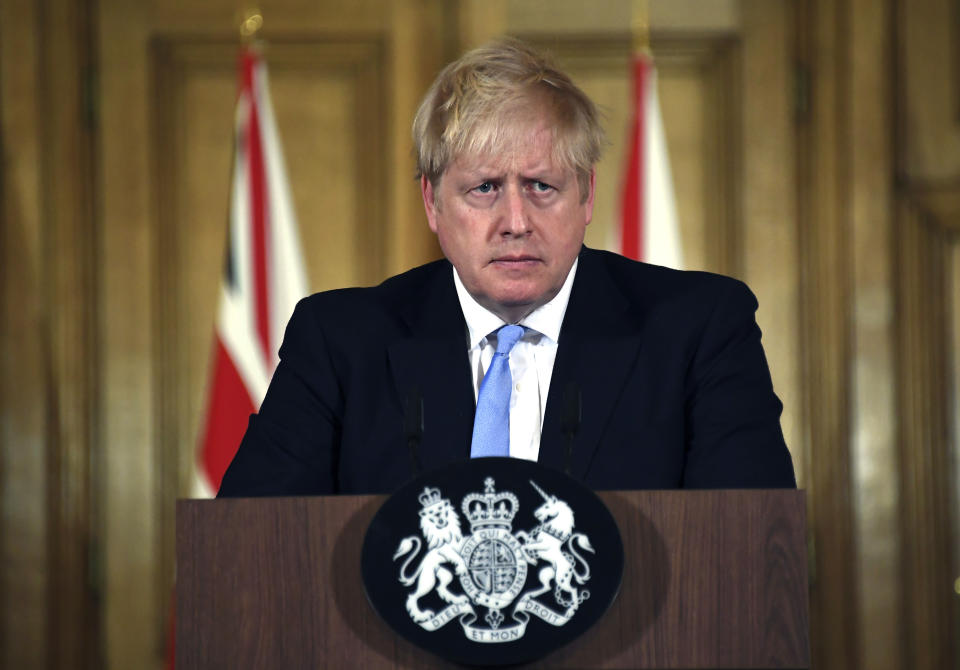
97, 2, 446, 667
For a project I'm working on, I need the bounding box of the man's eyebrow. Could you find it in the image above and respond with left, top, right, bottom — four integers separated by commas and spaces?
522, 168, 567, 183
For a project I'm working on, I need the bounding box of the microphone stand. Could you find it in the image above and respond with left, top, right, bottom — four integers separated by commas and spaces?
404, 388, 423, 477
561, 382, 581, 476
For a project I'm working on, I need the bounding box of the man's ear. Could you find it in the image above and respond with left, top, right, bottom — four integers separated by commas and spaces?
583, 169, 597, 225
421, 175, 439, 233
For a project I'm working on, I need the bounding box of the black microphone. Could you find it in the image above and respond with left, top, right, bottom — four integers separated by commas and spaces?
561, 382, 581, 476
403, 388, 423, 476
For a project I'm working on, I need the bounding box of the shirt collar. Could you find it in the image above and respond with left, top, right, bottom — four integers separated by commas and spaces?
453, 257, 578, 349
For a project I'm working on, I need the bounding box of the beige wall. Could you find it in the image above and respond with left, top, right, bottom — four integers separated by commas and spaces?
1, 0, 957, 668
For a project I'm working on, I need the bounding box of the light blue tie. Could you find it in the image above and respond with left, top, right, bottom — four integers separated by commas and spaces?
470, 325, 524, 458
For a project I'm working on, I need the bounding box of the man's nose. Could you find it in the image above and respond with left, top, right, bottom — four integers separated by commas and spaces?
500, 185, 531, 236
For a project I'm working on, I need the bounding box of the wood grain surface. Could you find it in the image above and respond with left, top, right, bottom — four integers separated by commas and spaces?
176, 490, 808, 669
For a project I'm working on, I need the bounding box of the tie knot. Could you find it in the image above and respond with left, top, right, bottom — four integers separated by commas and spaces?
494, 325, 524, 355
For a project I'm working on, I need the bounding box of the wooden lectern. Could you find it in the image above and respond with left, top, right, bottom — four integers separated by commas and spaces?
177, 490, 809, 668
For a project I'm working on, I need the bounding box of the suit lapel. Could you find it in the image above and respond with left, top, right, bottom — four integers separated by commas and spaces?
387, 263, 476, 470
539, 249, 647, 480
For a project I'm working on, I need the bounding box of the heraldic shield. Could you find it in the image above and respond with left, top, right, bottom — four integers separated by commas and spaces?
362, 458, 624, 666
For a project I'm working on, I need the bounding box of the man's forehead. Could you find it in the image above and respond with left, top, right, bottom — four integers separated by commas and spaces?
452, 154, 566, 178
450, 135, 571, 179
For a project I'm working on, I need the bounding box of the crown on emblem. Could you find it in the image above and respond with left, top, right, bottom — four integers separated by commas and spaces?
461, 477, 519, 531
418, 486, 443, 509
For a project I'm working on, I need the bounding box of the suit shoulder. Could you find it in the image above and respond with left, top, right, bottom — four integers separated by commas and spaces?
583, 247, 754, 309
295, 258, 450, 318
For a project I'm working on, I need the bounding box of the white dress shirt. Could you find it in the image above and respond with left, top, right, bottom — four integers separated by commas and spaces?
453, 259, 578, 461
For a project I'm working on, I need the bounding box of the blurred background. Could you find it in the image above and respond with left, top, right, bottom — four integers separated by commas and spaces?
1, 0, 958, 668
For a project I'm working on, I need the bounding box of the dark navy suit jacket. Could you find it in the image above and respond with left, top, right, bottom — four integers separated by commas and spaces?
218, 247, 796, 496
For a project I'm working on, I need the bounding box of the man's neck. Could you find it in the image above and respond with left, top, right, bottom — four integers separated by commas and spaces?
452, 259, 578, 345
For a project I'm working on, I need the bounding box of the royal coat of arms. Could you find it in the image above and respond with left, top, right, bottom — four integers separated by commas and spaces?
392, 477, 595, 643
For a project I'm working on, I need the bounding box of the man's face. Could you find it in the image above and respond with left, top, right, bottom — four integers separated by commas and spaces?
421, 121, 595, 323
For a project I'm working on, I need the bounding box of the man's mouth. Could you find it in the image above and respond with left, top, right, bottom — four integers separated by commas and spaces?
491, 255, 540, 265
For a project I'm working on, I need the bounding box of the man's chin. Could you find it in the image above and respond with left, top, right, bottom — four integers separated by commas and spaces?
480, 286, 557, 321
487, 283, 544, 307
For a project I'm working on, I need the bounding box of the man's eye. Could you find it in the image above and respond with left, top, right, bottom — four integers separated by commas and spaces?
532, 181, 553, 193
474, 181, 495, 194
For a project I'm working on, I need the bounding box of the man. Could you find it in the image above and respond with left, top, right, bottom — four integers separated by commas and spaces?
218, 39, 796, 497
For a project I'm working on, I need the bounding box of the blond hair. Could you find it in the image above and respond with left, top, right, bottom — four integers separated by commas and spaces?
413, 38, 604, 201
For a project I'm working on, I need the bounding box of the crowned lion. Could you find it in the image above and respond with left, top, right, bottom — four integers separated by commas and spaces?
393, 487, 469, 623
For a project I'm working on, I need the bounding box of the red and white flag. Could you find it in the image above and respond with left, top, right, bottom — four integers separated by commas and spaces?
618, 51, 683, 268
194, 46, 308, 497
